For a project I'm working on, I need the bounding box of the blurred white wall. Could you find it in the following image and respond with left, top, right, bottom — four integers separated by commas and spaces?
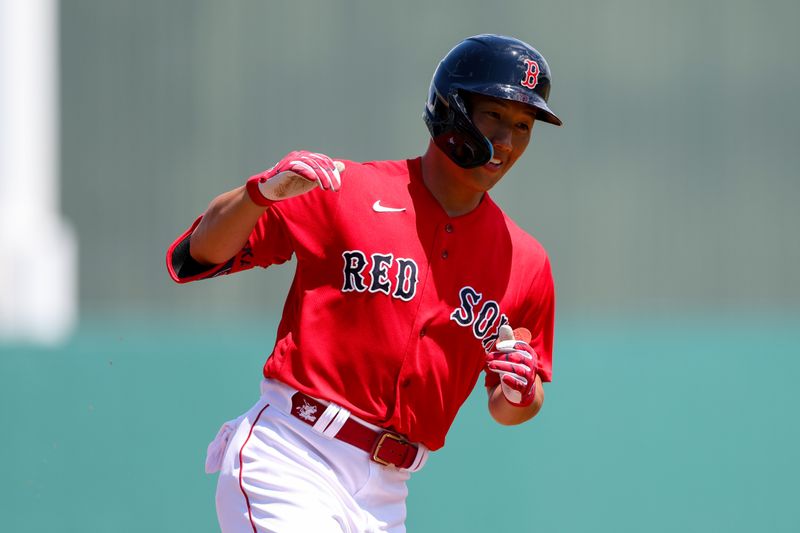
0, 0, 77, 345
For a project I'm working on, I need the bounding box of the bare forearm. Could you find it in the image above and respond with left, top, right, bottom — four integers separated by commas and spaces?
487, 375, 544, 425
189, 185, 268, 265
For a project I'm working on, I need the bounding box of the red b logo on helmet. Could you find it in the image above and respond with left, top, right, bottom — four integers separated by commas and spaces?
521, 58, 540, 90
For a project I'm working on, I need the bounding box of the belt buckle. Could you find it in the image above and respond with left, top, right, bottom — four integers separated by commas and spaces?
372, 432, 409, 467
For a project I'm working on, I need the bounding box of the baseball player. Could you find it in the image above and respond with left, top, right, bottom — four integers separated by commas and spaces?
166, 34, 561, 532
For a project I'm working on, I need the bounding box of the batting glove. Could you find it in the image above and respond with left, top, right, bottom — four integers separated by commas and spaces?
486, 325, 540, 407
246, 150, 344, 206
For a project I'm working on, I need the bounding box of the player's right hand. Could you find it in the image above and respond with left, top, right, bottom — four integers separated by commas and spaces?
246, 150, 344, 206
486, 325, 539, 407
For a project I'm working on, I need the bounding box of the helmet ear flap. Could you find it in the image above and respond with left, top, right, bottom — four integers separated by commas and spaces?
429, 91, 494, 169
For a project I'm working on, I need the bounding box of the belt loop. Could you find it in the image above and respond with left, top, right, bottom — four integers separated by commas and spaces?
321, 405, 351, 438
311, 403, 340, 434
405, 443, 429, 472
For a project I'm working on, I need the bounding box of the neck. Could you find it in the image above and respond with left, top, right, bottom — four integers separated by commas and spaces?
420, 143, 484, 217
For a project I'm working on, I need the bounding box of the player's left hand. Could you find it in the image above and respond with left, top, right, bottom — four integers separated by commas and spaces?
486, 325, 540, 407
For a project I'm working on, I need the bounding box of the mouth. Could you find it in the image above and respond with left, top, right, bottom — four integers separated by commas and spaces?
485, 158, 503, 170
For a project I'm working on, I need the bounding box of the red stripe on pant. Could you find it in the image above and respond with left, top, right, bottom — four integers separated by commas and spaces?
238, 403, 271, 533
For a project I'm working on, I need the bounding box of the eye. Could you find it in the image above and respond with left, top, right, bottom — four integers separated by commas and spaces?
516, 122, 531, 132
484, 111, 501, 119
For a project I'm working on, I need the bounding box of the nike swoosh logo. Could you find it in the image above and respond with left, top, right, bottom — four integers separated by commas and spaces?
372, 200, 406, 213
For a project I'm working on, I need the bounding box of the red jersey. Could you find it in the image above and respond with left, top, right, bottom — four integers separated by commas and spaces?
167, 158, 554, 450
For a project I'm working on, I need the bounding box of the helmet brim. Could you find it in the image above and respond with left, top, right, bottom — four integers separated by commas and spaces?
458, 83, 563, 126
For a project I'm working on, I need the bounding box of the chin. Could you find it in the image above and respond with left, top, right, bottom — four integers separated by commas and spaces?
472, 166, 508, 189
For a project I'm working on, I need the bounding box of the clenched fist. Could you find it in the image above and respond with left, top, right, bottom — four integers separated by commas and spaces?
486, 325, 540, 407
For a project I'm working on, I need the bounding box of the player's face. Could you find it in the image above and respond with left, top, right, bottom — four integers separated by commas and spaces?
466, 94, 536, 189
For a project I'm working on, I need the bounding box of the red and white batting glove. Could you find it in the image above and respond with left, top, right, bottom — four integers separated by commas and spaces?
486, 325, 540, 407
246, 150, 344, 206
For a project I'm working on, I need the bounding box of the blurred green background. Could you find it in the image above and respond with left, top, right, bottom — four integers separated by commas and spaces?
2, 0, 799, 531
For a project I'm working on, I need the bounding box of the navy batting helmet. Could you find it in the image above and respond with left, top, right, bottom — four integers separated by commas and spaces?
423, 34, 562, 168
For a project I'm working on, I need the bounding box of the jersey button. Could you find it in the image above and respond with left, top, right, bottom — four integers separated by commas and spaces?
401, 377, 412, 388
445, 223, 454, 233
441, 250, 448, 259
419, 327, 427, 337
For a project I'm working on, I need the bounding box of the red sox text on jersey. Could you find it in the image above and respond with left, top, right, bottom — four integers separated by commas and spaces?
342, 253, 511, 353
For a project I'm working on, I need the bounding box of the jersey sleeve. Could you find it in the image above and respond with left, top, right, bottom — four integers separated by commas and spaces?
165, 206, 295, 284
485, 255, 555, 388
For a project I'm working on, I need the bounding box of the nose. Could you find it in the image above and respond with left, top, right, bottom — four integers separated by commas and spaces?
490, 126, 513, 153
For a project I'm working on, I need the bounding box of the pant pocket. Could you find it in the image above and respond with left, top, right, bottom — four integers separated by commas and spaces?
205, 415, 245, 474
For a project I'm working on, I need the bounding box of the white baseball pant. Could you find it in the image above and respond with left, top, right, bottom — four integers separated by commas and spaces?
207, 379, 429, 532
